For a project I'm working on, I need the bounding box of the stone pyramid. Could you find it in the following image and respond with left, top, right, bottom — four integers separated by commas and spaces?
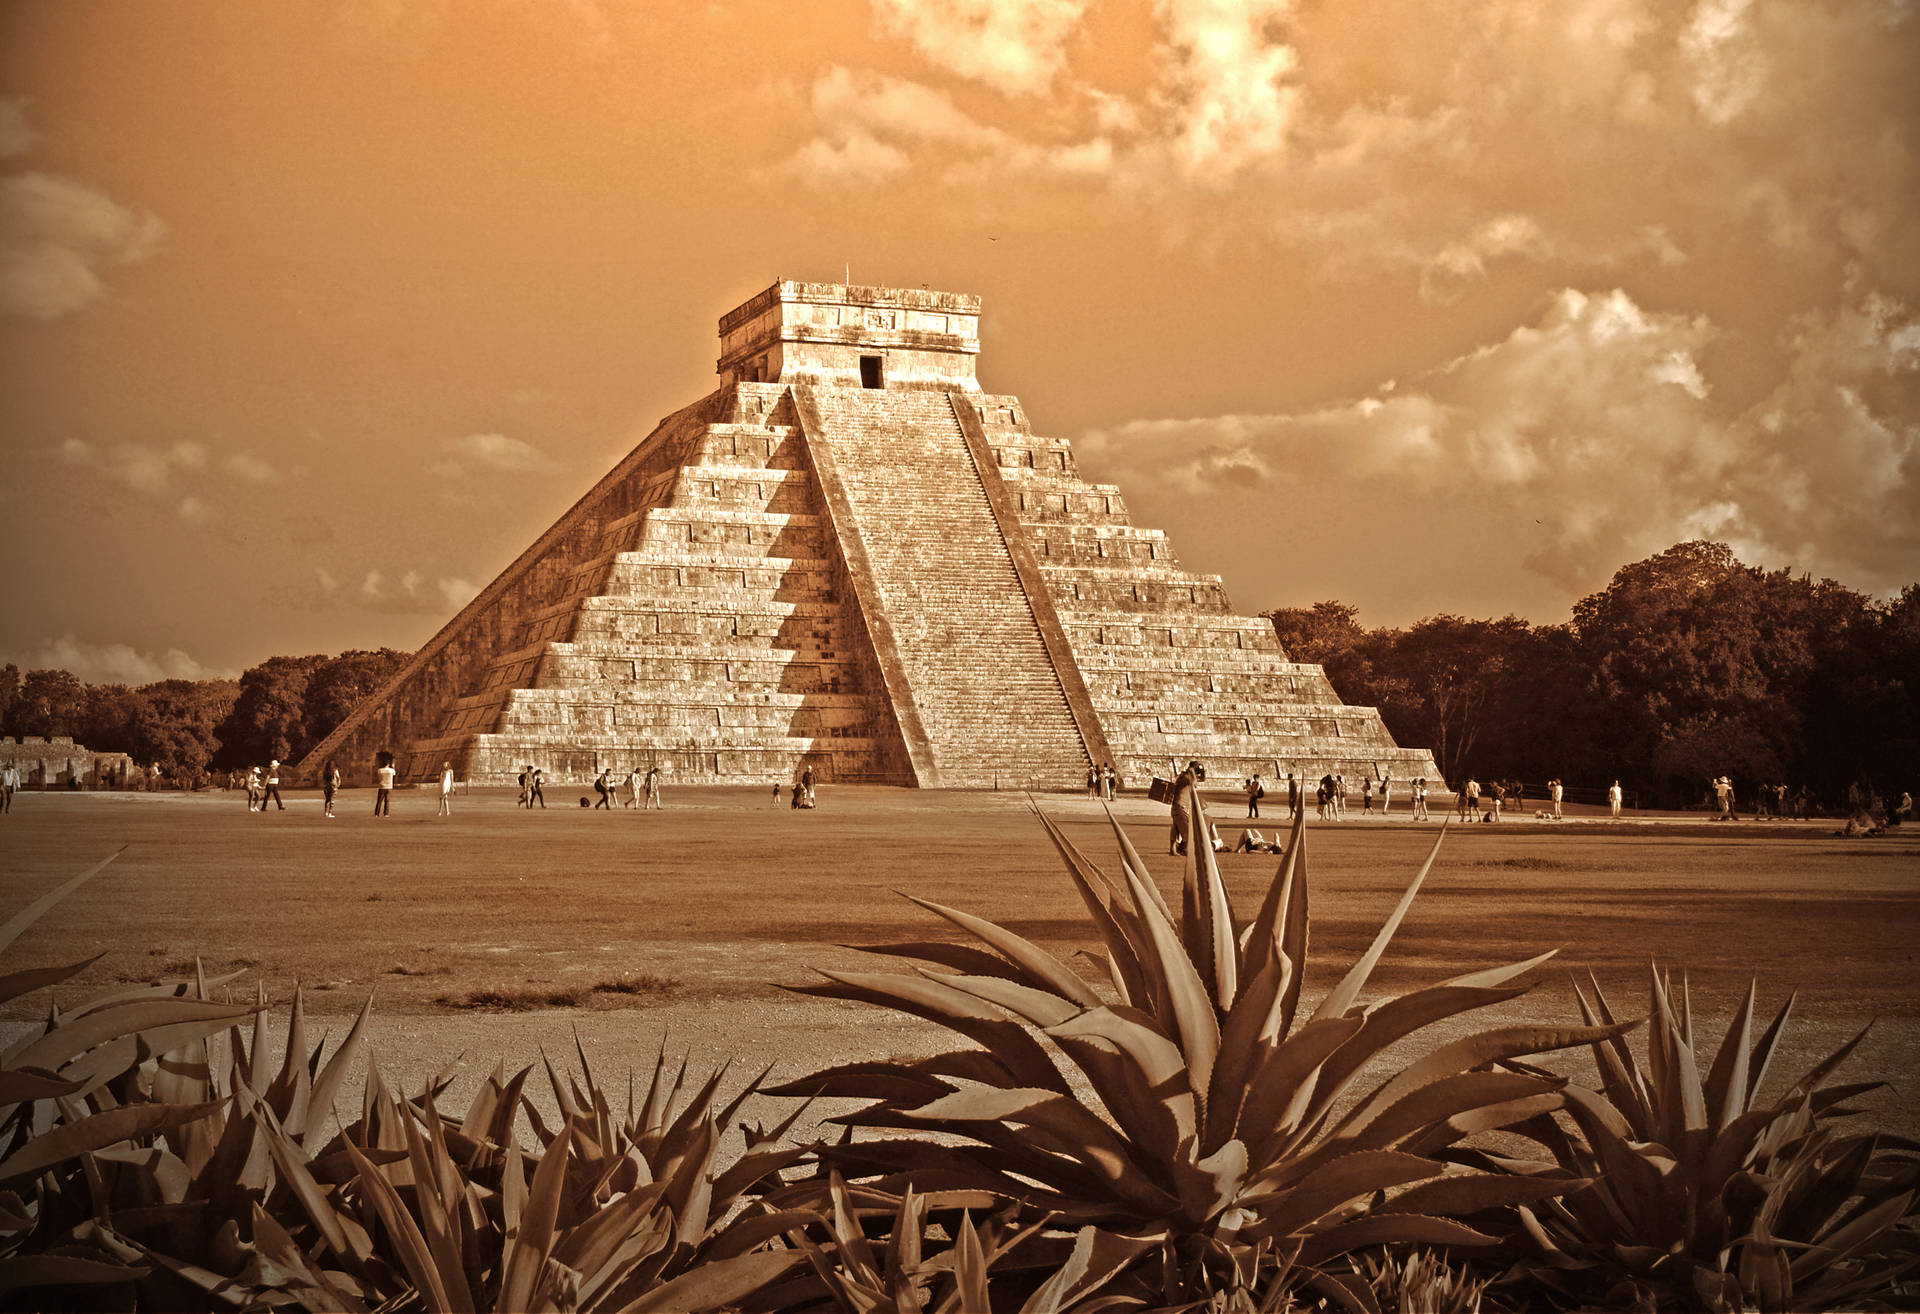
298, 281, 1442, 790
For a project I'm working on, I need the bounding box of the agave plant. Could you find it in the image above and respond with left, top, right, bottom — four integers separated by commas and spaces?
0, 853, 814, 1312
771, 795, 1635, 1308
1488, 968, 1920, 1312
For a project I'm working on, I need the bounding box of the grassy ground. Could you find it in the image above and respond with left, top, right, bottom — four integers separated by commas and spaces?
3, 784, 1917, 1136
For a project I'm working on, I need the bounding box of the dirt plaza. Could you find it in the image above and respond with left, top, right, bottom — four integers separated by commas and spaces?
2, 785, 1917, 1137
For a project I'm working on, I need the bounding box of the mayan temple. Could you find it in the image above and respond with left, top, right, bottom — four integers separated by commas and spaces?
298, 281, 1441, 790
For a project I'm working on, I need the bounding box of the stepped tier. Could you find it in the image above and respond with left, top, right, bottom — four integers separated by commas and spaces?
297, 281, 1439, 791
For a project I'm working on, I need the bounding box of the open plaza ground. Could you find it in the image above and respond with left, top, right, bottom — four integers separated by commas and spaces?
2, 784, 1918, 1139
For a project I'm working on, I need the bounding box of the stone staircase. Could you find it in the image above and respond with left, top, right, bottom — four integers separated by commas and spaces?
400, 384, 912, 785
798, 387, 1093, 787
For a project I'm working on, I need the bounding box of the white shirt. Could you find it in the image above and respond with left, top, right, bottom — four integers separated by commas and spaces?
440, 769, 454, 794
377, 765, 397, 789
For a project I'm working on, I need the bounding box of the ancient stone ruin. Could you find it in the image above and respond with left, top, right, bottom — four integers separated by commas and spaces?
298, 281, 1442, 790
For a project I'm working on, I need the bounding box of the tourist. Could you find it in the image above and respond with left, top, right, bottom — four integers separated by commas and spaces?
1333, 773, 1346, 818
1208, 821, 1227, 852
793, 763, 816, 809
1246, 773, 1263, 818
1893, 791, 1913, 828
1167, 759, 1202, 854
644, 763, 663, 809
517, 766, 530, 808
592, 768, 613, 810
1379, 775, 1391, 815
1713, 775, 1734, 820
1, 761, 16, 813
1317, 773, 1334, 820
374, 756, 396, 816
1088, 766, 1100, 799
1413, 777, 1429, 821
323, 758, 339, 818
1103, 763, 1116, 800
245, 765, 262, 811
625, 767, 641, 808
529, 767, 546, 808
1487, 779, 1504, 821
1608, 779, 1623, 818
439, 761, 455, 816
1362, 778, 1374, 815
1460, 777, 1479, 822
771, 780, 783, 807
1234, 827, 1267, 853
1550, 777, 1563, 820
260, 760, 286, 813
1287, 772, 1301, 819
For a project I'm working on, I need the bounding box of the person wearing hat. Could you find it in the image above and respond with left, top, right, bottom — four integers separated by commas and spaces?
260, 759, 284, 813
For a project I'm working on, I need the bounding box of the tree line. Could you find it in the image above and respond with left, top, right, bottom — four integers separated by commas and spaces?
1265, 541, 1919, 809
0, 648, 411, 784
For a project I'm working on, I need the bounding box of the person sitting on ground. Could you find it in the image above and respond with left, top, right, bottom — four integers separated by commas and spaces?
1235, 827, 1266, 853
1208, 821, 1227, 852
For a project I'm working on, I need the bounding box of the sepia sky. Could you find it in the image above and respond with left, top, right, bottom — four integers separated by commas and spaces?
1, 0, 1915, 684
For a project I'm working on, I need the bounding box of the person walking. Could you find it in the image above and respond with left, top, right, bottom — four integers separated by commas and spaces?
246, 765, 262, 811
1362, 778, 1374, 815
1103, 763, 1116, 800
592, 768, 613, 810
625, 767, 641, 808
529, 768, 546, 809
438, 761, 455, 816
1608, 780, 1624, 818
1, 762, 16, 813
323, 759, 339, 818
643, 764, 663, 809
1088, 766, 1101, 799
1333, 773, 1347, 818
374, 756, 396, 816
260, 760, 285, 813
1286, 772, 1301, 819
1487, 779, 1504, 821
1246, 773, 1263, 819
1379, 775, 1391, 816
1413, 778, 1429, 821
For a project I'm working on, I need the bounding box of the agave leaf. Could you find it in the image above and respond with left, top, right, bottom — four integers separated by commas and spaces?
1343, 1070, 1565, 1152
1701, 980, 1758, 1133
1043, 1010, 1193, 1169
0, 1099, 221, 1184
764, 1059, 956, 1105
1439, 947, 1558, 990
1097, 804, 1175, 924
1788, 1189, 1916, 1281
1184, 788, 1238, 1010
904, 894, 1104, 1008
1343, 1021, 1641, 1138
1107, 843, 1221, 1104
709, 1141, 815, 1214
1299, 1212, 1498, 1268
0, 1065, 84, 1106
1034, 809, 1159, 1015
1380, 1169, 1586, 1217
1241, 806, 1309, 982
1745, 990, 1797, 1107
1572, 975, 1652, 1136
399, 1110, 477, 1312
1203, 952, 1287, 1150
952, 1209, 993, 1314
249, 1202, 373, 1312
1310, 825, 1445, 1024
856, 940, 1031, 983
1018, 1225, 1155, 1314
5, 997, 259, 1073
499, 1120, 572, 1311
1242, 1149, 1442, 1242
1784, 1021, 1874, 1102
916, 969, 1083, 1030
254, 1088, 377, 1271
343, 1136, 453, 1309
0, 850, 122, 958
1236, 1014, 1366, 1162
795, 970, 1070, 1094
0, 953, 108, 1008
557, 1190, 673, 1306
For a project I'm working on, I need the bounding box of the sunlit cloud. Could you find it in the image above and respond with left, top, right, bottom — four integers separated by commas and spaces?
1, 634, 233, 685
0, 170, 165, 319
438, 431, 559, 474
222, 451, 281, 484
0, 98, 35, 158
871, 0, 1093, 96
1079, 287, 1917, 598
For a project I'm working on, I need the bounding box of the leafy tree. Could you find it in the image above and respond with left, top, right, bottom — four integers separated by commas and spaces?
216, 653, 328, 767
1357, 615, 1547, 785
0, 663, 18, 735
11, 669, 87, 739
1263, 601, 1365, 666
132, 679, 239, 785
301, 647, 412, 749
80, 683, 143, 755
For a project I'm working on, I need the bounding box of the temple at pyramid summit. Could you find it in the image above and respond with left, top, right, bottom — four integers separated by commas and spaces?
297, 281, 1442, 790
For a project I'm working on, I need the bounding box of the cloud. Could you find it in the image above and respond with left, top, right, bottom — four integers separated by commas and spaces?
438, 577, 480, 608
222, 451, 281, 484
58, 438, 208, 495
1078, 286, 1917, 597
176, 496, 209, 523
871, 0, 1094, 96
0, 170, 166, 318
1, 635, 233, 685
354, 565, 476, 614
0, 99, 35, 158
1158, 0, 1301, 181
439, 431, 559, 474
